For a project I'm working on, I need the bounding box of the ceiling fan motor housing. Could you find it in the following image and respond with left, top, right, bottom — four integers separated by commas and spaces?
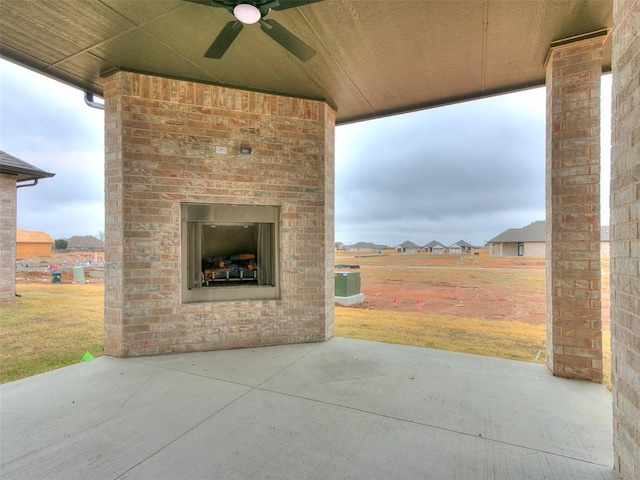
233, 3, 261, 24
186, 0, 321, 61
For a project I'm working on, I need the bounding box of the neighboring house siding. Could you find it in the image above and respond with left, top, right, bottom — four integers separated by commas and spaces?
490, 242, 519, 256
0, 173, 16, 302
524, 242, 545, 257
488, 240, 608, 258
487, 242, 543, 257
16, 242, 51, 259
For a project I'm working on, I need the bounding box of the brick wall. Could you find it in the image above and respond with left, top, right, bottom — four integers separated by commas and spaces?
545, 36, 604, 382
103, 71, 335, 357
611, 0, 640, 477
0, 173, 16, 303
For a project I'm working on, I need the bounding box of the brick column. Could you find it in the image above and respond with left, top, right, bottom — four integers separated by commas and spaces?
611, 0, 640, 477
545, 34, 606, 382
0, 173, 17, 303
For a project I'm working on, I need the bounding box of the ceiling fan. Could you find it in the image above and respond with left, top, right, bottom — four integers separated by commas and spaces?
184, 0, 322, 61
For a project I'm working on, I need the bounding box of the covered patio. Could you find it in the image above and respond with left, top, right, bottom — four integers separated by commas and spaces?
0, 1, 637, 478
0, 337, 616, 479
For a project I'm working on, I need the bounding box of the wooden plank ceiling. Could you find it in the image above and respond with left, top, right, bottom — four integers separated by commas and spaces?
0, 0, 612, 124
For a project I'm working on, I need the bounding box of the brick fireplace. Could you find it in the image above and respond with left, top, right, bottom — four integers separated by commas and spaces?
103, 71, 335, 357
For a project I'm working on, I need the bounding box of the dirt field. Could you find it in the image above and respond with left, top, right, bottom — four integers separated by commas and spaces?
336, 251, 611, 330
15, 252, 105, 285
15, 251, 610, 331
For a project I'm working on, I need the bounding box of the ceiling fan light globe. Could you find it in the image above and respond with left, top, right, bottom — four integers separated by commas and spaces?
233, 4, 261, 24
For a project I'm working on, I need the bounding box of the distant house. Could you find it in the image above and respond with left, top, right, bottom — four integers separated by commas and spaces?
344, 242, 387, 253
487, 221, 610, 258
424, 240, 446, 254
16, 227, 53, 259
66, 235, 104, 252
449, 240, 474, 254
458, 240, 474, 253
0, 150, 55, 302
486, 221, 546, 257
395, 241, 421, 253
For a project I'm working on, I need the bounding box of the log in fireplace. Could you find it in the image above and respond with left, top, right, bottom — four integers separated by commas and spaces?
181, 203, 280, 303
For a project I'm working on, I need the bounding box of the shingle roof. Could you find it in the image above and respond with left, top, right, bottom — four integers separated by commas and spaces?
455, 240, 473, 247
66, 235, 104, 249
397, 241, 420, 249
488, 221, 546, 243
489, 221, 610, 243
425, 240, 446, 248
347, 242, 386, 249
0, 151, 55, 182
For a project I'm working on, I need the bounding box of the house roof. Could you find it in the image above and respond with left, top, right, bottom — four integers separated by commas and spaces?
66, 235, 104, 249
347, 242, 385, 249
454, 240, 473, 248
488, 221, 546, 243
0, 1, 612, 125
397, 241, 420, 249
425, 241, 446, 249
16, 227, 53, 244
489, 221, 610, 243
0, 151, 55, 183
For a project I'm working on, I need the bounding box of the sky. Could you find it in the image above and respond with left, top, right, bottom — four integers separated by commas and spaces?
1, 60, 105, 240
0, 58, 611, 246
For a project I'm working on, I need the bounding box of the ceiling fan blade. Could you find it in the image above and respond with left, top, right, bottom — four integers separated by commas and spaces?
183, 0, 229, 7
205, 20, 243, 58
270, 0, 324, 11
259, 19, 316, 61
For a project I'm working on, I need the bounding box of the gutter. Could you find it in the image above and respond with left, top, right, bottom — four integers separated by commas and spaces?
16, 179, 38, 189
84, 92, 104, 110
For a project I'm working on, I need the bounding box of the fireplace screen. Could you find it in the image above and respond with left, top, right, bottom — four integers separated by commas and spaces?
182, 204, 280, 303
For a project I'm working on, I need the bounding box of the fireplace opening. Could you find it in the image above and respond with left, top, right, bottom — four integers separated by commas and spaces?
182, 204, 280, 303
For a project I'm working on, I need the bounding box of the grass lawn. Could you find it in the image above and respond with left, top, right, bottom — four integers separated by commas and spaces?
0, 284, 104, 383
336, 307, 547, 362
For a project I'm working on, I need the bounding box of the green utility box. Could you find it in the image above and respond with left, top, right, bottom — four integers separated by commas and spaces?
51, 271, 61, 283
73, 266, 85, 283
334, 271, 361, 297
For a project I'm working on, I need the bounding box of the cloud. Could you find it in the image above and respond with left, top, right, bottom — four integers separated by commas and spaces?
1, 59, 105, 240
336, 88, 547, 246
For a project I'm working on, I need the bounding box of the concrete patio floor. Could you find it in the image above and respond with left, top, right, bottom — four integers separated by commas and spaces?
1, 337, 617, 479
